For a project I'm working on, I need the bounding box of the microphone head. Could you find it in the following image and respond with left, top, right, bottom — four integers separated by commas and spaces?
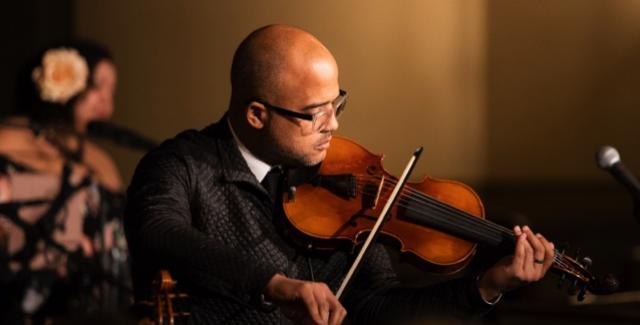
596, 145, 621, 169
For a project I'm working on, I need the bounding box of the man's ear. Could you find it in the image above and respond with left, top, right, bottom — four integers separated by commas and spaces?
246, 102, 267, 129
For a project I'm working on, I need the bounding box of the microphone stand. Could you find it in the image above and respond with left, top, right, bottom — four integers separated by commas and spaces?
87, 121, 157, 151
632, 194, 640, 224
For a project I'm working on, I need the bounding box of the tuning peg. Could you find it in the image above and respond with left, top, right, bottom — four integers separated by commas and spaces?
574, 248, 582, 261
558, 242, 569, 254
564, 247, 583, 295
287, 186, 297, 201
567, 280, 579, 296
557, 272, 567, 290
577, 286, 587, 301
576, 256, 593, 301
577, 279, 590, 301
556, 243, 568, 290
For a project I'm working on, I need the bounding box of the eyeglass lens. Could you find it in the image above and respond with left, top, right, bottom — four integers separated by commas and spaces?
312, 96, 346, 131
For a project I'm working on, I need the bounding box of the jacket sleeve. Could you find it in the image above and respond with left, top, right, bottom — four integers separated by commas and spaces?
342, 244, 495, 324
124, 149, 279, 305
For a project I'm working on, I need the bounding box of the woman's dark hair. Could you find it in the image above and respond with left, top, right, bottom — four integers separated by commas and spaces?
14, 40, 113, 129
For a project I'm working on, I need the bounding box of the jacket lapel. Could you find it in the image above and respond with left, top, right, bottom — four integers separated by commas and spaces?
201, 116, 269, 196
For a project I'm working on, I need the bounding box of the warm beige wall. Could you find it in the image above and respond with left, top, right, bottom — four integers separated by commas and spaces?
487, 0, 640, 184
75, 0, 488, 185
76, 0, 640, 189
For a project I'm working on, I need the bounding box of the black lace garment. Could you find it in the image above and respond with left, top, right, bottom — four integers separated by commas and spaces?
0, 154, 129, 323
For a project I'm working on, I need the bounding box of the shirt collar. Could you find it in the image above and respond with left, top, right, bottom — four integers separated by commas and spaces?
227, 117, 273, 183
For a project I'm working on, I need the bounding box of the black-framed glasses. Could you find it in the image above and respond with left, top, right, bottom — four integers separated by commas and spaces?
258, 89, 347, 133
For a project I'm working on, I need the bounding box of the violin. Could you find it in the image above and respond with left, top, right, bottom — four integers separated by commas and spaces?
281, 136, 618, 300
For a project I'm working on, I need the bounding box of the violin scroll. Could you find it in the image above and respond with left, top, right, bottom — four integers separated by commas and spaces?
138, 269, 190, 325
553, 248, 619, 300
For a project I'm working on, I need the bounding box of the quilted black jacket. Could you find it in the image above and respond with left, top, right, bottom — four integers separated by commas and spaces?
124, 116, 494, 324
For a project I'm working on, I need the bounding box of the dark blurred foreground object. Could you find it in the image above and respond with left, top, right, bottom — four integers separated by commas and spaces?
88, 121, 157, 151
132, 270, 189, 325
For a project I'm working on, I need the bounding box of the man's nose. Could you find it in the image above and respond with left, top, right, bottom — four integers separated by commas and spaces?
325, 110, 339, 132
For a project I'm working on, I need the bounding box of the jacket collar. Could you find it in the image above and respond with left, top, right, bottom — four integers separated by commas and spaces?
227, 118, 273, 183
201, 114, 264, 188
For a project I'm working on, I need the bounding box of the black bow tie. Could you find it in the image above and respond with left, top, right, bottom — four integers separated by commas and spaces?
261, 167, 283, 202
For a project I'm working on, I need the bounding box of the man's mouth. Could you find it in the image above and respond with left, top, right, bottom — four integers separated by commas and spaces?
315, 136, 332, 150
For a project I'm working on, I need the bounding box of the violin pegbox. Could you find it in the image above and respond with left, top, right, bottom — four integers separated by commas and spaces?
553, 246, 618, 301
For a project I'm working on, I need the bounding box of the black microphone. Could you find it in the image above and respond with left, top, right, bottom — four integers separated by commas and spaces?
87, 121, 157, 151
596, 146, 640, 193
596, 145, 640, 222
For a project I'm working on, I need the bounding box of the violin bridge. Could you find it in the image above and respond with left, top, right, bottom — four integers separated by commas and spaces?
372, 175, 385, 209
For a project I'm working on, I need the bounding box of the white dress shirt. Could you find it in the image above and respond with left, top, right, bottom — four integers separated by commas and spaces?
227, 118, 274, 182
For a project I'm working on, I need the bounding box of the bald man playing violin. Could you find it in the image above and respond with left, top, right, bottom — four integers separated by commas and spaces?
125, 24, 555, 325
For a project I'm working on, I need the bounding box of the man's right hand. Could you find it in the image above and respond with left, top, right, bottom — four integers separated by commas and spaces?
265, 273, 347, 325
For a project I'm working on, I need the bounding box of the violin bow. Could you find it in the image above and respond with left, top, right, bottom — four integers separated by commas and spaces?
335, 146, 423, 299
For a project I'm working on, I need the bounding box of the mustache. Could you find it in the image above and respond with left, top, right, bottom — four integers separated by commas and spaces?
317, 133, 332, 144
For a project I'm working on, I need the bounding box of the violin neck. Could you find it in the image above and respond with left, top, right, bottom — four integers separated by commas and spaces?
401, 197, 516, 248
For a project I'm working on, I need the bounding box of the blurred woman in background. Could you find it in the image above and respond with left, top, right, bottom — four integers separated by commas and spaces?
0, 40, 131, 323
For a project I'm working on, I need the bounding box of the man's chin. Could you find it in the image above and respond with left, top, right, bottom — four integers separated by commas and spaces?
300, 151, 326, 167
278, 146, 328, 168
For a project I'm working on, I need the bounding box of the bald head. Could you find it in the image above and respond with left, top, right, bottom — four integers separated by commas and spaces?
230, 24, 338, 108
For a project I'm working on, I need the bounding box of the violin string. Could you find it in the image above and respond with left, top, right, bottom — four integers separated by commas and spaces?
359, 181, 577, 272
355, 174, 521, 235
356, 180, 516, 248
360, 184, 533, 261
358, 189, 576, 274
354, 176, 513, 236
353, 178, 573, 270
350, 176, 573, 270
352, 181, 575, 272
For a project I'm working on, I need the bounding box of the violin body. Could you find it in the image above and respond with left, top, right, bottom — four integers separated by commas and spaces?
283, 136, 484, 273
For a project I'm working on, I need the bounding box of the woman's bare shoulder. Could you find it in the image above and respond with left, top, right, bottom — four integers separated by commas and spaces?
0, 117, 38, 154
83, 140, 122, 192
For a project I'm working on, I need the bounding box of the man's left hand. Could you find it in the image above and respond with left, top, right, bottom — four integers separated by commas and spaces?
477, 225, 555, 302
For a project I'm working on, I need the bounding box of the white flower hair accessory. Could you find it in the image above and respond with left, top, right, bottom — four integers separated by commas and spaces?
31, 48, 89, 104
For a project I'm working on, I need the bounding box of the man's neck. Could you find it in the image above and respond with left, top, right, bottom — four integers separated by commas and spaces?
227, 117, 273, 182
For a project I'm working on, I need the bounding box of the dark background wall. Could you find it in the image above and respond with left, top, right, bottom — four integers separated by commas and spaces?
0, 1, 74, 117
